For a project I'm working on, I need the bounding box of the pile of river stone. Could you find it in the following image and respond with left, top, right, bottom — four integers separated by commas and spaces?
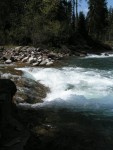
0, 46, 63, 66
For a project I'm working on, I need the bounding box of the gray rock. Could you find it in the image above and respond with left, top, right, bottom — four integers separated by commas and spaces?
39, 59, 48, 65
37, 58, 42, 63
22, 56, 29, 62
31, 51, 35, 54
15, 46, 23, 52
5, 59, 12, 64
4, 53, 12, 60
21, 46, 29, 51
28, 57, 35, 64
48, 52, 58, 59
46, 61, 54, 66
26, 47, 35, 52
32, 62, 39, 66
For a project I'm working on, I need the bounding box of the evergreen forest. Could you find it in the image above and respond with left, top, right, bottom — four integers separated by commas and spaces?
0, 0, 113, 52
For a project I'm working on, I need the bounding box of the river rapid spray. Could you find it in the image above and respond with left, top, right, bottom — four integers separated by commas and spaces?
1, 53, 113, 150
16, 54, 113, 115
12, 54, 113, 150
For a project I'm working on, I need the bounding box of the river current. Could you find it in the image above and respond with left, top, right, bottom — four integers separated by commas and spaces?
16, 54, 113, 150
17, 54, 113, 115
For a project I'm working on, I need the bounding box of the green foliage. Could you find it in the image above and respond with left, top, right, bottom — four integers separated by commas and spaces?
87, 0, 108, 39
20, 0, 73, 46
106, 7, 113, 41
0, 0, 111, 49
78, 11, 87, 36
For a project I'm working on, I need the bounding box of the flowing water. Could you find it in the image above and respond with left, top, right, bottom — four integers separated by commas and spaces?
17, 54, 113, 114
16, 54, 113, 150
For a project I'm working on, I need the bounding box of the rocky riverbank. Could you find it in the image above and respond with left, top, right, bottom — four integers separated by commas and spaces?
0, 44, 113, 67
0, 46, 65, 66
0, 45, 96, 67
1, 48, 113, 150
0, 65, 49, 104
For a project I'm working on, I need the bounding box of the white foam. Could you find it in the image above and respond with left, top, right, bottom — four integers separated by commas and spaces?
86, 53, 113, 58
16, 67, 113, 113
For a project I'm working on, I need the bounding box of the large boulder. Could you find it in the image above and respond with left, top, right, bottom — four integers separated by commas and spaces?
5, 59, 12, 64
0, 79, 17, 98
0, 79, 30, 150
28, 57, 35, 64
0, 79, 17, 128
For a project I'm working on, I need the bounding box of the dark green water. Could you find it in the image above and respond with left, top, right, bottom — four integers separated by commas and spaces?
63, 56, 113, 70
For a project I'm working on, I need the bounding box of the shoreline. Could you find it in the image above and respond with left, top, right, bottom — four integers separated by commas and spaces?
0, 45, 113, 67
1, 52, 113, 150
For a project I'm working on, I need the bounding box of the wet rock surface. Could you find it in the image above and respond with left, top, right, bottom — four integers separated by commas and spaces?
15, 78, 49, 104
0, 76, 113, 150
0, 66, 49, 104
0, 79, 30, 150
0, 67, 51, 150
1, 50, 113, 150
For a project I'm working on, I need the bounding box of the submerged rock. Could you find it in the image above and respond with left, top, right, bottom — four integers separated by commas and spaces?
15, 78, 49, 104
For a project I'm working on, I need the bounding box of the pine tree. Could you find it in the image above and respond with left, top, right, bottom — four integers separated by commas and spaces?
107, 7, 113, 41
78, 11, 87, 36
70, 0, 83, 29
87, 0, 108, 39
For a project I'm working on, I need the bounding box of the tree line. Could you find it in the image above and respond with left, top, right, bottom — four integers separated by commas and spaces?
0, 0, 113, 48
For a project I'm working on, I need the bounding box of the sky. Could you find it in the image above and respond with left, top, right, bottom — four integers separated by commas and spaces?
78, 0, 113, 14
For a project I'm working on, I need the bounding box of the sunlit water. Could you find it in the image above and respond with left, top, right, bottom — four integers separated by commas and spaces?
16, 54, 113, 115
14, 54, 113, 149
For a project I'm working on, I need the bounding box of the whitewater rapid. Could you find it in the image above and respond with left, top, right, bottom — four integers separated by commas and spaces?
86, 52, 113, 58
16, 65, 113, 113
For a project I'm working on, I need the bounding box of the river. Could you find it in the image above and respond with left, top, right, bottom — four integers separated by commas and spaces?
17, 54, 113, 114
16, 54, 113, 150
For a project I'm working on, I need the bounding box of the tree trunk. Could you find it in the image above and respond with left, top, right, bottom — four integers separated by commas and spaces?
75, 0, 78, 27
